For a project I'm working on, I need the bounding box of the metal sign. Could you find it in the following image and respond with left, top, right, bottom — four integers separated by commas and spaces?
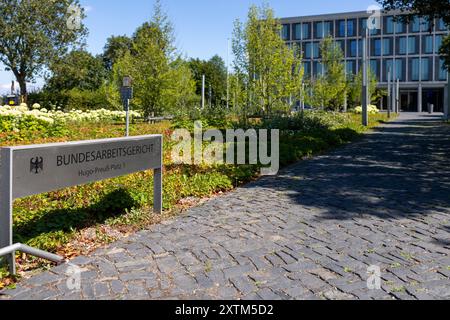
0, 135, 163, 274
120, 87, 133, 103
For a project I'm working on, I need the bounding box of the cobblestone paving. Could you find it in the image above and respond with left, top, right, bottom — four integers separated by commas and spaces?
1, 113, 450, 300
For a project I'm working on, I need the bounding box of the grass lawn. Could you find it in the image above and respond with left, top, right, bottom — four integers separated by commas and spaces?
0, 112, 391, 289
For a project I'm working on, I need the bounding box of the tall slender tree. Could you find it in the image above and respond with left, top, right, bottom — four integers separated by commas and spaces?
232, 4, 304, 120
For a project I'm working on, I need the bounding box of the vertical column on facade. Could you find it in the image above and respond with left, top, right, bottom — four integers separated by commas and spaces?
444, 81, 449, 119
418, 83, 423, 112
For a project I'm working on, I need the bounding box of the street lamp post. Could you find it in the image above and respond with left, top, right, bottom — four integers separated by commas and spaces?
362, 28, 369, 127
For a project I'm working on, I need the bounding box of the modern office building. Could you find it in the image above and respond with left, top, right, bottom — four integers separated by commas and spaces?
280, 11, 450, 112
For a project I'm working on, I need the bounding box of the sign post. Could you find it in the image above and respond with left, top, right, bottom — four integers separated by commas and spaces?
0, 135, 163, 274
121, 76, 133, 137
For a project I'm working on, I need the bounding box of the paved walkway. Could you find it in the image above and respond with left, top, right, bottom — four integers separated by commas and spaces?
1, 113, 450, 300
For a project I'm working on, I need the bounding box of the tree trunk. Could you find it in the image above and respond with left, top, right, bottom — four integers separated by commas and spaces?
18, 76, 28, 104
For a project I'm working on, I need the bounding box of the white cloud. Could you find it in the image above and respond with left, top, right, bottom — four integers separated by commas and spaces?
83, 5, 93, 13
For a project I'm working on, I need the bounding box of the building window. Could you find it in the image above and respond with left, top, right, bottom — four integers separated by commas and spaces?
347, 19, 356, 37
396, 19, 406, 33
302, 23, 311, 40
304, 42, 312, 58
349, 39, 357, 57
436, 35, 443, 53
293, 24, 302, 40
303, 61, 311, 77
410, 58, 420, 81
385, 16, 394, 34
423, 35, 433, 54
315, 22, 323, 39
437, 58, 448, 81
323, 21, 333, 37
395, 59, 405, 81
360, 18, 367, 36
313, 42, 320, 58
421, 18, 431, 32
384, 59, 394, 82
282, 24, 290, 40
370, 59, 380, 80
335, 40, 345, 55
421, 57, 430, 81
346, 60, 356, 76
337, 20, 346, 37
371, 39, 381, 57
410, 16, 420, 33
408, 36, 418, 54
398, 37, 407, 55
438, 18, 447, 31
313, 61, 323, 76
383, 38, 393, 56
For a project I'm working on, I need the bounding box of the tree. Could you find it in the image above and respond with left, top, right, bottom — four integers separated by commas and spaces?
348, 68, 378, 108
309, 37, 347, 110
0, 0, 87, 102
113, 0, 196, 117
102, 36, 133, 72
232, 4, 303, 120
188, 55, 227, 107
45, 50, 107, 92
377, 0, 450, 69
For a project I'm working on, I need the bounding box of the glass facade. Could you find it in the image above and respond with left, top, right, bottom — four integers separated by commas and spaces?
282, 12, 449, 84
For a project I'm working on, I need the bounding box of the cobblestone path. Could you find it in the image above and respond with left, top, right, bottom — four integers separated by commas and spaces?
1, 113, 449, 300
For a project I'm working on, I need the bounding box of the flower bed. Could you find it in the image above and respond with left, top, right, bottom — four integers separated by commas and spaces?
0, 104, 142, 139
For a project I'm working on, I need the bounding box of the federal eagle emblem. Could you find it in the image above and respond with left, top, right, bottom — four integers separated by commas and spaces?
30, 157, 44, 174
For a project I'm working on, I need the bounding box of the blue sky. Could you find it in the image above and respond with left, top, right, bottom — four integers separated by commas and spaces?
0, 0, 378, 94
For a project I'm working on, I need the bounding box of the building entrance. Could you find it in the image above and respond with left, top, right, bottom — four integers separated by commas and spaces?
422, 89, 444, 113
